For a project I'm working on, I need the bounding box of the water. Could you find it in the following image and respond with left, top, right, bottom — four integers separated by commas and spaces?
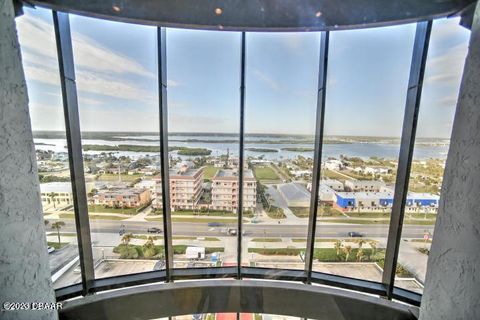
33, 133, 449, 160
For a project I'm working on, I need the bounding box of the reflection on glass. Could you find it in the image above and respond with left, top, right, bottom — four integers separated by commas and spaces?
244, 32, 320, 269
395, 18, 469, 294
70, 16, 164, 278
167, 28, 241, 268
16, 7, 80, 289
313, 24, 416, 283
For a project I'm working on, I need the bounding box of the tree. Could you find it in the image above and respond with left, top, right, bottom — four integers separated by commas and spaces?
51, 221, 65, 247
356, 239, 366, 249
48, 192, 58, 209
44, 220, 49, 226
191, 195, 196, 214
122, 233, 133, 247
334, 240, 342, 259
369, 240, 377, 256
343, 245, 352, 262
143, 236, 156, 258
356, 248, 364, 262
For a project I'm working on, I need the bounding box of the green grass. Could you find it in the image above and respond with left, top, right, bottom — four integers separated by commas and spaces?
47, 241, 68, 249
405, 213, 437, 219
253, 166, 280, 182
88, 205, 137, 214
290, 206, 344, 218
170, 210, 237, 217
251, 238, 282, 242
322, 169, 354, 182
320, 218, 436, 225
203, 165, 219, 180
146, 216, 239, 224
113, 243, 224, 259
59, 213, 127, 220
344, 211, 391, 218
97, 173, 142, 182
249, 247, 386, 263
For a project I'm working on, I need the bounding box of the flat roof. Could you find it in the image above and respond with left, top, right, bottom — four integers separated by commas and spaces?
278, 183, 310, 202
40, 182, 72, 193
99, 188, 147, 196
213, 169, 254, 180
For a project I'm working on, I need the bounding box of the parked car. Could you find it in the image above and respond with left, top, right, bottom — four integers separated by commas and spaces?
147, 227, 162, 234
227, 228, 237, 236
208, 222, 225, 227
47, 246, 55, 254
348, 231, 363, 237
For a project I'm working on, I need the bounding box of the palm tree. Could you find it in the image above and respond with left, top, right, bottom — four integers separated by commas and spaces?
334, 240, 342, 257
343, 245, 352, 262
356, 239, 366, 249
51, 221, 65, 247
191, 195, 196, 214
369, 240, 377, 256
356, 248, 364, 262
122, 233, 133, 248
143, 236, 155, 257
48, 192, 58, 209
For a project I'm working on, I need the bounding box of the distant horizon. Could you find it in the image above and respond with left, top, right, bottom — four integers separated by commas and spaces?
31, 130, 449, 140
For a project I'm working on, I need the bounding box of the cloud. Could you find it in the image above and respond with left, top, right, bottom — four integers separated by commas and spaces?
17, 14, 154, 78
424, 42, 467, 86
16, 14, 157, 103
436, 95, 458, 108
167, 79, 179, 87
250, 67, 280, 91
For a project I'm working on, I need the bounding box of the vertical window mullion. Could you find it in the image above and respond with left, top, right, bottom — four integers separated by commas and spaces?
382, 20, 432, 299
157, 27, 174, 281
52, 11, 95, 295
305, 31, 329, 283
237, 31, 246, 278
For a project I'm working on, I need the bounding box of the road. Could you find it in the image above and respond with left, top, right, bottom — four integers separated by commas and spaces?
58, 219, 433, 239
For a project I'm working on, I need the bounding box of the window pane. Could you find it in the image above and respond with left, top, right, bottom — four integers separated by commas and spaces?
244, 32, 320, 269
395, 18, 469, 294
313, 24, 416, 283
17, 7, 80, 289
70, 16, 165, 279
166, 29, 241, 268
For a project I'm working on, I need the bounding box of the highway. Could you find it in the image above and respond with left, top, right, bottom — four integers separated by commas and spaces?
57, 219, 433, 239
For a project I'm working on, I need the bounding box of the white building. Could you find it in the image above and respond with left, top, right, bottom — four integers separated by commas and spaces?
134, 179, 156, 198
324, 159, 343, 170
344, 180, 386, 192
40, 182, 73, 209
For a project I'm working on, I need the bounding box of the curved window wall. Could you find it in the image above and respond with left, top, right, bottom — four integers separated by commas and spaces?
16, 6, 470, 305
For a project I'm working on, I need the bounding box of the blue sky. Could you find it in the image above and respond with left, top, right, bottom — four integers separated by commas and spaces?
16, 7, 469, 138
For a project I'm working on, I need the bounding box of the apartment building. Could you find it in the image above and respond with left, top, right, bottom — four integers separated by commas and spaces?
93, 188, 151, 208
153, 166, 204, 211
40, 182, 73, 208
211, 169, 256, 212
